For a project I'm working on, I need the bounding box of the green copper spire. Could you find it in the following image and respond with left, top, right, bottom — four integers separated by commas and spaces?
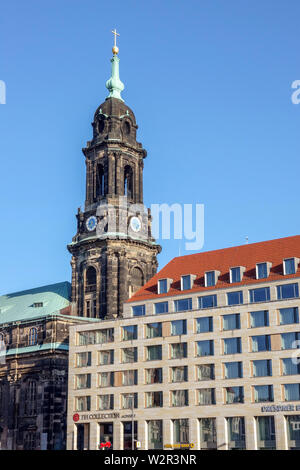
106, 29, 124, 101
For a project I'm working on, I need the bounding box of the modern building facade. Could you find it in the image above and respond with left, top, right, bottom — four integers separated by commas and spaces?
67, 235, 300, 450
0, 282, 95, 450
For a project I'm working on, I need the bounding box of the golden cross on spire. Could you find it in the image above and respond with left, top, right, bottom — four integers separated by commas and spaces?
112, 28, 120, 53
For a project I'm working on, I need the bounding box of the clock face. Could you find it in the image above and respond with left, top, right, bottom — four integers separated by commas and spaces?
130, 216, 142, 233
86, 216, 97, 232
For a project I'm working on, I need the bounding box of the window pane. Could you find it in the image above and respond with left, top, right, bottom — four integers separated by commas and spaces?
158, 279, 168, 294
154, 302, 168, 314
171, 320, 187, 336
284, 384, 300, 401
282, 358, 300, 376
196, 317, 213, 333
249, 287, 270, 303
225, 387, 244, 404
277, 283, 299, 300
227, 291, 243, 306
197, 340, 214, 357
198, 295, 217, 309
198, 388, 215, 405
146, 323, 162, 338
182, 275, 191, 290
285, 258, 296, 275
253, 360, 272, 377
254, 385, 273, 402
122, 325, 137, 341
227, 417, 245, 449
281, 332, 300, 350
223, 314, 240, 331
174, 298, 192, 312
252, 335, 270, 352
147, 345, 162, 361
206, 272, 215, 287
279, 307, 299, 325
197, 364, 215, 381
231, 267, 241, 283
250, 310, 269, 328
224, 362, 242, 379
223, 338, 241, 355
132, 305, 145, 316
257, 263, 268, 279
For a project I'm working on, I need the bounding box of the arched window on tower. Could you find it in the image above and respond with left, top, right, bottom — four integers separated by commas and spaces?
28, 328, 37, 346
95, 164, 105, 199
25, 380, 37, 416
124, 165, 134, 200
129, 267, 144, 297
85, 266, 97, 293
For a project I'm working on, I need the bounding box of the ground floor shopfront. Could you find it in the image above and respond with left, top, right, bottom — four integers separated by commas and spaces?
67, 410, 300, 450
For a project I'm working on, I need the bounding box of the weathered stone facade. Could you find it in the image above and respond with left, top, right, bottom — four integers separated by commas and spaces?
68, 97, 161, 319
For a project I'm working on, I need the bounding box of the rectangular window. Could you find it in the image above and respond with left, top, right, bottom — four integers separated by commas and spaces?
95, 328, 114, 344
158, 279, 168, 294
146, 345, 162, 361
154, 301, 169, 314
170, 343, 187, 359
249, 287, 270, 303
147, 420, 163, 450
199, 418, 217, 449
132, 305, 145, 317
121, 393, 138, 409
254, 385, 274, 403
146, 322, 162, 338
181, 275, 191, 290
174, 298, 192, 312
145, 368, 163, 384
284, 384, 300, 401
197, 364, 215, 381
277, 283, 299, 300
286, 415, 300, 449
256, 416, 275, 449
284, 258, 296, 275
76, 352, 91, 368
173, 419, 189, 444
75, 396, 90, 412
122, 370, 138, 386
282, 358, 300, 376
171, 366, 188, 383
253, 360, 272, 377
99, 350, 114, 365
76, 374, 91, 390
98, 372, 114, 388
198, 294, 217, 309
223, 313, 240, 331
281, 332, 300, 350
279, 307, 299, 325
145, 391, 163, 408
230, 267, 241, 283
198, 388, 216, 405
257, 262, 268, 279
205, 271, 216, 287
122, 325, 137, 341
227, 417, 245, 450
250, 310, 269, 328
227, 291, 243, 306
171, 319, 187, 336
78, 331, 95, 346
251, 335, 271, 352
121, 347, 137, 363
223, 337, 242, 355
98, 394, 114, 410
197, 340, 214, 357
225, 386, 244, 404
224, 362, 243, 379
196, 317, 213, 333
171, 390, 188, 407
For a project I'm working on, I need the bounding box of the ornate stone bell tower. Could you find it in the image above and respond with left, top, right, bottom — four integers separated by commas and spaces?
68, 33, 161, 319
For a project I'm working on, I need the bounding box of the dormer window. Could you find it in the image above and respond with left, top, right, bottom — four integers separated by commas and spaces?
33, 302, 43, 308
158, 278, 173, 294
205, 271, 220, 287
181, 274, 196, 291
256, 262, 272, 280
230, 266, 246, 284
284, 258, 299, 276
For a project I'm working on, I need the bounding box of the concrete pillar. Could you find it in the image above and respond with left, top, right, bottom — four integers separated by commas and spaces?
216, 416, 227, 450
275, 414, 288, 450
245, 416, 256, 450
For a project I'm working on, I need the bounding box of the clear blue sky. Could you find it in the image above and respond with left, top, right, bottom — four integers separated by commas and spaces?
1, 0, 300, 295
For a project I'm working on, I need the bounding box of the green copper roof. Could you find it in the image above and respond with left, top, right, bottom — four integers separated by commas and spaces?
0, 342, 69, 357
106, 54, 125, 101
0, 281, 71, 324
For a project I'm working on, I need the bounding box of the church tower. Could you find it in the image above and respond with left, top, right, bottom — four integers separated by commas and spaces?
67, 34, 161, 319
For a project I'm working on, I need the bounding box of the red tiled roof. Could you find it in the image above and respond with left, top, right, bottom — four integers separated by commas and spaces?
127, 235, 300, 303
